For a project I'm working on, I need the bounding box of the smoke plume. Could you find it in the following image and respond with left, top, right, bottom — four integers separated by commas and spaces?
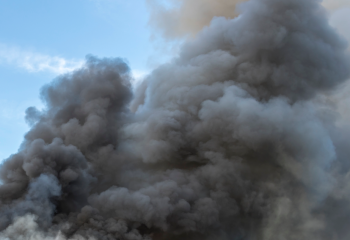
1, 0, 350, 239
147, 0, 347, 40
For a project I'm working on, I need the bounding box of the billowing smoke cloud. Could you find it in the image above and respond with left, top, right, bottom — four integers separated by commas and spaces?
147, 0, 349, 40
1, 0, 350, 239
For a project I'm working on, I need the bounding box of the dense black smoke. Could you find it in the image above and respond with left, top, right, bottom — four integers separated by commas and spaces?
1, 0, 350, 239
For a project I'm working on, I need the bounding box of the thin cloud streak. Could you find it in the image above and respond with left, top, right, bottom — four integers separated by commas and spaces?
0, 43, 84, 74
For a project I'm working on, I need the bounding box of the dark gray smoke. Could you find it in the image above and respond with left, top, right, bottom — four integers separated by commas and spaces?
1, 0, 350, 239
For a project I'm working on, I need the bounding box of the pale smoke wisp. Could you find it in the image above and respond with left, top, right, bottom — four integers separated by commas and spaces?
147, 0, 244, 39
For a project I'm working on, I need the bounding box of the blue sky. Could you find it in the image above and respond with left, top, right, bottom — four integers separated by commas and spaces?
0, 0, 349, 161
0, 0, 164, 160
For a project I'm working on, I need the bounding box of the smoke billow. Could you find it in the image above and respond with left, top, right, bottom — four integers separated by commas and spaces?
146, 0, 348, 40
1, 0, 350, 239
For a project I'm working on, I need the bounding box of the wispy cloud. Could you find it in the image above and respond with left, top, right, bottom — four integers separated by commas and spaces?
0, 43, 84, 74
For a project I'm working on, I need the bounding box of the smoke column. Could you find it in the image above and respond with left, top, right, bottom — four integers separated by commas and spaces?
147, 0, 348, 40
1, 0, 350, 239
